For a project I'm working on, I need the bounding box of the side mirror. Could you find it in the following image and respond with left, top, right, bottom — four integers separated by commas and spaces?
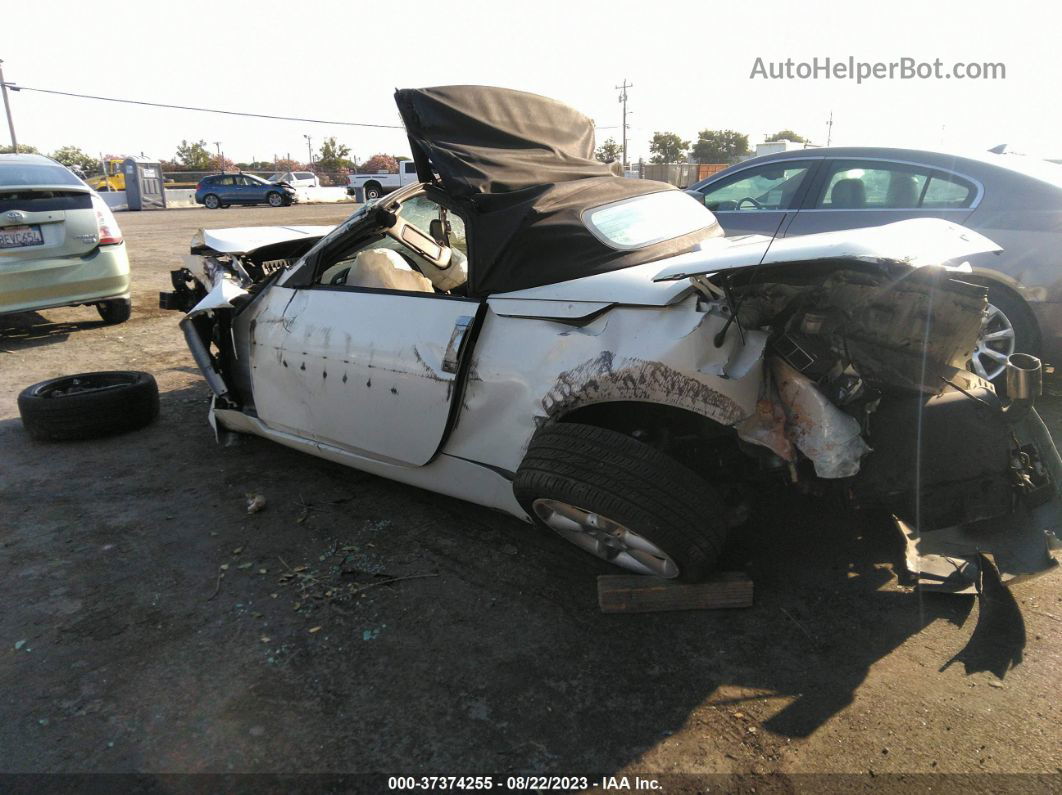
429, 218, 448, 245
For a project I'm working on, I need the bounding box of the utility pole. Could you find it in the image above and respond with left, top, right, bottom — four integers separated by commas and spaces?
825, 111, 833, 147
303, 134, 313, 168
615, 79, 632, 171
0, 59, 18, 151
213, 141, 222, 171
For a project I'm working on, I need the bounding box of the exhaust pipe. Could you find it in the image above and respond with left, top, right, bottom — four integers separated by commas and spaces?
1003, 352, 1042, 422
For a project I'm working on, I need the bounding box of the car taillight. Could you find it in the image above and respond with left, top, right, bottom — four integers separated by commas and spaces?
196, 182, 204, 190
90, 194, 123, 245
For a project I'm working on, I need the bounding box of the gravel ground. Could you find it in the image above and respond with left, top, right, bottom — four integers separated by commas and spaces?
1, 204, 1059, 790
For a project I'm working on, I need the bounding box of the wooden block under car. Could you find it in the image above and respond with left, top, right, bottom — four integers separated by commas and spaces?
597, 572, 753, 613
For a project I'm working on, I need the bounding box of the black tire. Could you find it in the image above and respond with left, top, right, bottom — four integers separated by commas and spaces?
363, 183, 382, 200
266, 191, 284, 207
18, 371, 159, 442
514, 422, 728, 581
97, 298, 131, 325
202, 193, 221, 209
967, 279, 1041, 383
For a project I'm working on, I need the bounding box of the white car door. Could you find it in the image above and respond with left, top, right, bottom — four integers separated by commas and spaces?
247, 194, 479, 466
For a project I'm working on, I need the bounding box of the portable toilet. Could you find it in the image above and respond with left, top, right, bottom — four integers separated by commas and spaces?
123, 156, 167, 210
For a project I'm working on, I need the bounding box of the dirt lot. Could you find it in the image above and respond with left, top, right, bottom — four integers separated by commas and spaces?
1, 204, 1060, 789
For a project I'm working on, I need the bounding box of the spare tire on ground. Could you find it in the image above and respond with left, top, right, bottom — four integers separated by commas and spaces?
17, 371, 159, 441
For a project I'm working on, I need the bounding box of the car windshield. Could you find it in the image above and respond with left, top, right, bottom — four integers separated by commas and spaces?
244, 174, 269, 185
583, 191, 716, 250
0, 162, 83, 187
267, 173, 286, 182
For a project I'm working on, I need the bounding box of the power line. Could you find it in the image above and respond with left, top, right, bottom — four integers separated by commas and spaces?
1, 83, 405, 129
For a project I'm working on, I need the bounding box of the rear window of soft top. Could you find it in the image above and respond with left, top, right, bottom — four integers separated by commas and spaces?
0, 162, 83, 187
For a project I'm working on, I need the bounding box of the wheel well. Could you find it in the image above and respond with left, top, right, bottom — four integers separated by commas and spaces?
364, 180, 381, 189
556, 401, 758, 483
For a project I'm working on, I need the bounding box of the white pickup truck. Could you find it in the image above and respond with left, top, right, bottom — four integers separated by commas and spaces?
347, 160, 419, 200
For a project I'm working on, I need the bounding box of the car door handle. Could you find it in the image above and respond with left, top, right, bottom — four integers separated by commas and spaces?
442, 315, 474, 374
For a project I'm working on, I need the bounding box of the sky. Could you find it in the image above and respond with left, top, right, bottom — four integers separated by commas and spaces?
2, 0, 1060, 166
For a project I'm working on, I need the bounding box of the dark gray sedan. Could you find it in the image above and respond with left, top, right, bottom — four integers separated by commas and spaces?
688, 147, 1062, 379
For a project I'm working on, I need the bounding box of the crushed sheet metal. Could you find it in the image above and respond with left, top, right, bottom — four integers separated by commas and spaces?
444, 296, 765, 474
186, 273, 249, 317
773, 357, 871, 478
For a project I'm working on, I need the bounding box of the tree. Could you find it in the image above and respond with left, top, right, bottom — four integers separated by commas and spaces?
360, 154, 398, 174
0, 144, 38, 154
691, 130, 750, 163
273, 157, 311, 172
174, 139, 213, 170
48, 145, 98, 176
648, 132, 690, 164
765, 129, 807, 144
317, 136, 353, 171
595, 137, 622, 163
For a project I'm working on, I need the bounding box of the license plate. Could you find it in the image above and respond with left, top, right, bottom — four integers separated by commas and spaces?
0, 224, 44, 249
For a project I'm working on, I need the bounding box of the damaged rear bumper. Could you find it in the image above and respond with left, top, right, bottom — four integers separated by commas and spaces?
898, 407, 1061, 593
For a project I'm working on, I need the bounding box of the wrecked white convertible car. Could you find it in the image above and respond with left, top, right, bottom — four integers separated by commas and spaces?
162, 86, 1060, 592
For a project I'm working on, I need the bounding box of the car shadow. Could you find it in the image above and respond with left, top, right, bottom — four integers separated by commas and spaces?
0, 383, 1033, 775
0, 310, 107, 350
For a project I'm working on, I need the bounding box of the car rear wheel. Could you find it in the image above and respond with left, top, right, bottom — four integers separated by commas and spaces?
203, 193, 220, 209
364, 183, 382, 200
968, 284, 1040, 382
97, 298, 131, 325
267, 191, 284, 207
513, 422, 728, 581
17, 371, 159, 441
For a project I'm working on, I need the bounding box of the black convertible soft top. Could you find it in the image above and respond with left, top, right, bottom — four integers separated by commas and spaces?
395, 86, 719, 296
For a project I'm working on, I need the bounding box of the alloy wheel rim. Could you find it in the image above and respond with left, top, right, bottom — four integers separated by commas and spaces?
969, 302, 1016, 381
531, 498, 679, 578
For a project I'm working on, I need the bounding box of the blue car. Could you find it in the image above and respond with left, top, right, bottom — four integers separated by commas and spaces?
195, 173, 297, 209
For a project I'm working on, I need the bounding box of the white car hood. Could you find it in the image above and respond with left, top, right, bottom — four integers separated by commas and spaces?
193, 225, 336, 255
652, 218, 1002, 282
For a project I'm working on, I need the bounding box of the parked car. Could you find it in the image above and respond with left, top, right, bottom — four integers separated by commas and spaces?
687, 146, 1062, 380
269, 170, 319, 188
195, 173, 297, 209
1, 153, 131, 323
162, 86, 1060, 593
347, 160, 420, 200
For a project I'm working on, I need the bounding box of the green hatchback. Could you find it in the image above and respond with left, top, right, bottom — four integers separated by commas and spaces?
0, 153, 131, 323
